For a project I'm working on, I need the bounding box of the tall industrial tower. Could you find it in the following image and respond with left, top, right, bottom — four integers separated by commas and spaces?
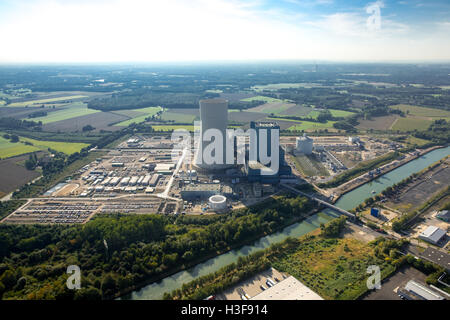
194, 98, 233, 171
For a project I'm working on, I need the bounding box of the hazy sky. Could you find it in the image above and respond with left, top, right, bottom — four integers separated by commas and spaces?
0, 0, 449, 63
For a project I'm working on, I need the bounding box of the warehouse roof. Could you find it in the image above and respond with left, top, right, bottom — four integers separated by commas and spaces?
251, 276, 323, 300
404, 280, 444, 300
420, 226, 447, 243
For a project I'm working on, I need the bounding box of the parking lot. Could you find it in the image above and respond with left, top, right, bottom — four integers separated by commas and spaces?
362, 266, 428, 300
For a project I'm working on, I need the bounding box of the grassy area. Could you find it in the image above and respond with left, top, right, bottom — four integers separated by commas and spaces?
390, 104, 450, 119
287, 120, 337, 131
160, 111, 196, 123
0, 135, 40, 159
272, 237, 394, 300
115, 106, 162, 126
7, 95, 88, 107
391, 117, 433, 131
240, 95, 283, 103
0, 132, 89, 158
20, 136, 89, 154
404, 136, 430, 147
151, 125, 195, 132
24, 103, 100, 124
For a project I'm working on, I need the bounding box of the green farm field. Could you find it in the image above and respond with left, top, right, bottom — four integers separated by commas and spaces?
0, 132, 89, 158
24, 103, 100, 124
285, 120, 337, 131
7, 95, 88, 107
240, 95, 283, 103
160, 111, 196, 123
115, 106, 163, 126
390, 104, 450, 119
390, 117, 433, 131
0, 135, 40, 159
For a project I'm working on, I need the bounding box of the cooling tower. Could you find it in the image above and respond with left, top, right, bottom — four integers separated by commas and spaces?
194, 98, 233, 171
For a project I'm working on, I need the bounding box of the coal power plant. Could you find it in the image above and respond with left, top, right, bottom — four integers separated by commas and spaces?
194, 98, 233, 171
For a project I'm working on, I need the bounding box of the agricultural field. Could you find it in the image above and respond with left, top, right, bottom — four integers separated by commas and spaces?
0, 153, 43, 197
247, 102, 296, 114
280, 105, 314, 117
115, 106, 163, 126
219, 92, 256, 102
251, 83, 323, 91
390, 104, 450, 119
272, 237, 394, 300
286, 120, 337, 131
390, 117, 433, 131
0, 135, 40, 159
24, 102, 100, 124
1, 131, 88, 159
19, 136, 89, 154
42, 112, 127, 132
241, 95, 284, 103
151, 125, 195, 132
160, 110, 197, 123
357, 115, 400, 131
7, 95, 88, 107
228, 111, 267, 123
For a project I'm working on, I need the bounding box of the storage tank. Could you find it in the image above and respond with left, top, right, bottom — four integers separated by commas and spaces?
296, 134, 313, 155
194, 98, 233, 171
208, 195, 227, 211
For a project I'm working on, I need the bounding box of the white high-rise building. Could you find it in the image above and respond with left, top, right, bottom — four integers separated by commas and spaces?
194, 98, 233, 171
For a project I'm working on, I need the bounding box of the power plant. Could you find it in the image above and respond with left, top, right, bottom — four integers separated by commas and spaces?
295, 134, 313, 155
194, 98, 233, 171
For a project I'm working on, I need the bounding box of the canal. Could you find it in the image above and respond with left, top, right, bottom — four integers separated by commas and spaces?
124, 146, 450, 300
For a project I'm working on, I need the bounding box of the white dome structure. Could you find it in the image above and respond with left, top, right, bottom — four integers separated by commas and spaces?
208, 195, 227, 211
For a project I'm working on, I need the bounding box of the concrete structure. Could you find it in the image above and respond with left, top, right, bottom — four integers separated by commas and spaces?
195, 98, 232, 171
296, 134, 313, 155
419, 226, 447, 245
208, 195, 227, 211
250, 276, 323, 300
148, 174, 160, 187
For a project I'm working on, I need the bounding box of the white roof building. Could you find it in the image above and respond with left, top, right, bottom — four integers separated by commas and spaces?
404, 280, 444, 300
250, 276, 323, 300
419, 226, 447, 245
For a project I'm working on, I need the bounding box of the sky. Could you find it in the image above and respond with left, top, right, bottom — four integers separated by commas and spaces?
0, 0, 449, 63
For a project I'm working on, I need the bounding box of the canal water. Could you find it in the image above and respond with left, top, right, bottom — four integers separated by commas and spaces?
125, 146, 450, 300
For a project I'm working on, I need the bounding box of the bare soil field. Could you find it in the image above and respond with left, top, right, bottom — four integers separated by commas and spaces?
386, 162, 450, 213
279, 104, 314, 117
43, 112, 127, 132
247, 102, 295, 115
0, 106, 60, 119
0, 153, 42, 196
357, 115, 399, 130
228, 111, 267, 123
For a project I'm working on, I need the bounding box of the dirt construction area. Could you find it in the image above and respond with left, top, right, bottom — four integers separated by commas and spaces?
386, 158, 450, 213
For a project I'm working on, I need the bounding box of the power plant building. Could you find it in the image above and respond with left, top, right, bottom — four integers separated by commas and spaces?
195, 99, 233, 171
296, 134, 313, 155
